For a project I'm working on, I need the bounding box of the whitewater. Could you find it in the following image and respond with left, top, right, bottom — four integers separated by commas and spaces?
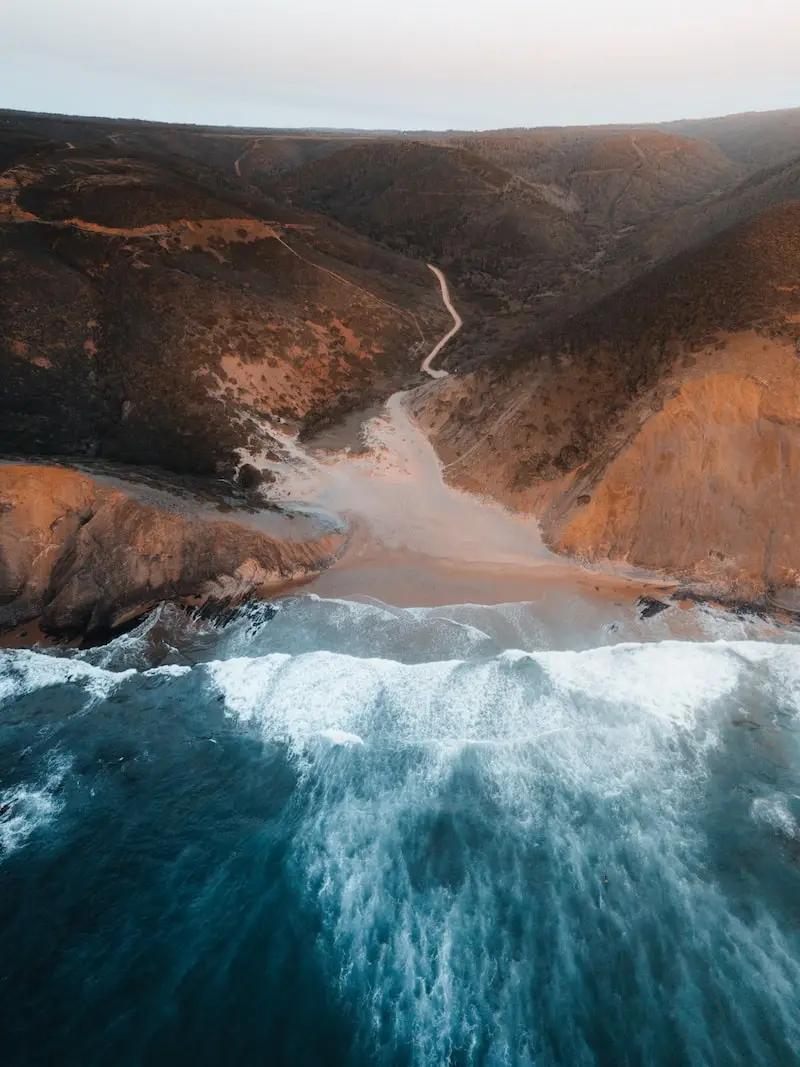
1, 593, 800, 1067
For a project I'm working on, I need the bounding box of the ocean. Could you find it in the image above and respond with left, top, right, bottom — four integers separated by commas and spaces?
1, 596, 799, 1066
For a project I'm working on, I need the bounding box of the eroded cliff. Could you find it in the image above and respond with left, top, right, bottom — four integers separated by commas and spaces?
0, 465, 344, 637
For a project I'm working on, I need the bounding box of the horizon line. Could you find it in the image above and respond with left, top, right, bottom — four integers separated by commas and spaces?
2, 103, 799, 138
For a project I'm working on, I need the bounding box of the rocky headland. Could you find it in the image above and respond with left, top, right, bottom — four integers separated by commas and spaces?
0, 465, 343, 640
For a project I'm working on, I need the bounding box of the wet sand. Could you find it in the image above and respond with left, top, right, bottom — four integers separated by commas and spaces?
305, 536, 795, 647
312, 556, 675, 610
308, 522, 676, 610
0, 619, 81, 651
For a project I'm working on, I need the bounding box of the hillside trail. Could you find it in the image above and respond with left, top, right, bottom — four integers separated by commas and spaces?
422, 265, 461, 378
233, 139, 257, 178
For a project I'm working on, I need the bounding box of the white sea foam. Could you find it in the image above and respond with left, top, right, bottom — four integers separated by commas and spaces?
147, 664, 193, 678
752, 795, 800, 840
318, 729, 365, 747
538, 640, 747, 726
0, 650, 191, 708
206, 628, 800, 1067
207, 638, 799, 748
0, 650, 136, 706
0, 754, 70, 857
734, 642, 800, 715
256, 637, 800, 1064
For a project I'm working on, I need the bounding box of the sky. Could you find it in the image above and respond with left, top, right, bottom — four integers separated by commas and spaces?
2, 0, 799, 130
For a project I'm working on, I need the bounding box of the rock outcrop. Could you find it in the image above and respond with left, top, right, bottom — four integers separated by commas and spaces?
0, 465, 344, 637
552, 358, 800, 603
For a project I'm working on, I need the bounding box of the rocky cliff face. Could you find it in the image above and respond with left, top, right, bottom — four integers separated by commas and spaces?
0, 466, 344, 637
551, 344, 800, 604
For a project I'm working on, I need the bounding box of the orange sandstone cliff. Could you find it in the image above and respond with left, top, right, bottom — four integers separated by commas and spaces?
0, 466, 344, 637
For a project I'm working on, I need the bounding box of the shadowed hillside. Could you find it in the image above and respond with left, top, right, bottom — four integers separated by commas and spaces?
636, 152, 800, 270
0, 135, 449, 473
443, 128, 738, 228
658, 107, 800, 169
277, 140, 601, 313
417, 201, 800, 483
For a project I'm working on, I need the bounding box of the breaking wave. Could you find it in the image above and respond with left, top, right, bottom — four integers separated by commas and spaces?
1, 598, 799, 1065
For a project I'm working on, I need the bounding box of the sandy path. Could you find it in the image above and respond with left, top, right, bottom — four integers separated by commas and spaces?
422, 265, 461, 378
2, 209, 172, 237
629, 134, 647, 163
255, 391, 552, 569
234, 140, 254, 178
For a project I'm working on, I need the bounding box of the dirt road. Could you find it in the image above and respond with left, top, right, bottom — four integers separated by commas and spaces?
422, 265, 461, 378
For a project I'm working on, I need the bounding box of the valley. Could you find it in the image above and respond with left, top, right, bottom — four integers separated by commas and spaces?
3, 68, 800, 1067
2, 105, 800, 636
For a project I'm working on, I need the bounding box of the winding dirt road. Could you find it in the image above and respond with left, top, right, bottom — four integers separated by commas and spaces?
422, 265, 461, 378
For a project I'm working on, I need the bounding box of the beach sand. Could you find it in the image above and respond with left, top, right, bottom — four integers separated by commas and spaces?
3, 394, 785, 650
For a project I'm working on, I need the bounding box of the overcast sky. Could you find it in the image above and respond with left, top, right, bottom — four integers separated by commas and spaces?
3, 0, 799, 129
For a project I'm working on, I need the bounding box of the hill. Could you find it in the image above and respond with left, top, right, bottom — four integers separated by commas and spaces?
272, 131, 766, 355
635, 152, 800, 270
0, 133, 449, 474
413, 201, 800, 602
657, 107, 800, 169
442, 128, 738, 229
276, 140, 598, 314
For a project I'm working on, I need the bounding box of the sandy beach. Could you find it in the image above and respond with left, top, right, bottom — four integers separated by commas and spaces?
255, 391, 677, 608
1, 393, 783, 651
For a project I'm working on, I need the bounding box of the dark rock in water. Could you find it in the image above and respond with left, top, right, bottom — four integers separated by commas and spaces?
637, 596, 671, 619
237, 464, 264, 491
195, 600, 278, 628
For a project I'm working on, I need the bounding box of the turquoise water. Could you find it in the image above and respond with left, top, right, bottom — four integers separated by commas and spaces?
1, 598, 799, 1066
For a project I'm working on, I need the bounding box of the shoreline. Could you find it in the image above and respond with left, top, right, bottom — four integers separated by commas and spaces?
3, 388, 797, 650
305, 514, 679, 609
3, 537, 795, 652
